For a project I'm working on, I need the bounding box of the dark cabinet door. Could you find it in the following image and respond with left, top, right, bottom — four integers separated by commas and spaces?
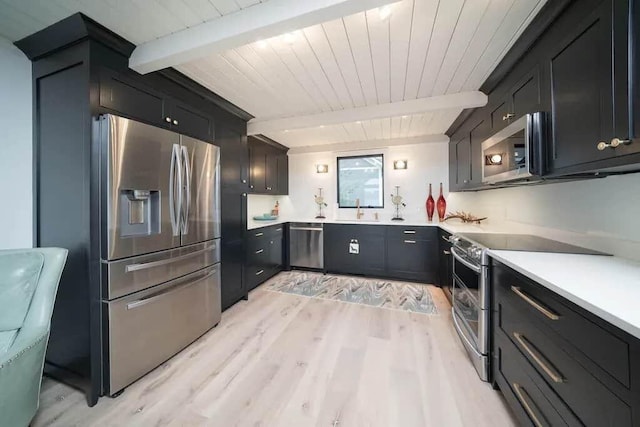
324, 224, 386, 276
386, 239, 438, 282
99, 71, 167, 127
469, 118, 490, 188
269, 234, 283, 271
219, 127, 248, 190
548, 0, 621, 171
220, 191, 247, 310
490, 101, 511, 131
169, 100, 212, 142
454, 135, 471, 189
510, 67, 541, 118
265, 148, 278, 193
249, 139, 266, 193
276, 153, 289, 195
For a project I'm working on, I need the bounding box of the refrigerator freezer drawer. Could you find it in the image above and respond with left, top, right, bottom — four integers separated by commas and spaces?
105, 264, 221, 394
103, 240, 220, 300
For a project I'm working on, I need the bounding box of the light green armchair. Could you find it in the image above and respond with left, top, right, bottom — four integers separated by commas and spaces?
0, 248, 67, 427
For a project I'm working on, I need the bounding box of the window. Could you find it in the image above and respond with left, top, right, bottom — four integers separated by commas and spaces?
337, 154, 384, 208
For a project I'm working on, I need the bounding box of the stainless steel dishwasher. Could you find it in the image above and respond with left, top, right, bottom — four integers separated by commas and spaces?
289, 222, 324, 269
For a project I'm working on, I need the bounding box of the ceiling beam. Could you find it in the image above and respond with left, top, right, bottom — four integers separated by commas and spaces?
248, 91, 487, 135
129, 0, 398, 74
286, 135, 450, 154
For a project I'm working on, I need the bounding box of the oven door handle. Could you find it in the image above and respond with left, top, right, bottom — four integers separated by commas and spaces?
452, 308, 482, 357
451, 247, 481, 273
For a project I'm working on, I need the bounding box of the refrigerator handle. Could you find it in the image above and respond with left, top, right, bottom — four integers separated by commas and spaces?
169, 144, 182, 236
180, 145, 191, 235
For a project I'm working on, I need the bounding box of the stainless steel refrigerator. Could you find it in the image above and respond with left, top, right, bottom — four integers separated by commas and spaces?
97, 114, 221, 395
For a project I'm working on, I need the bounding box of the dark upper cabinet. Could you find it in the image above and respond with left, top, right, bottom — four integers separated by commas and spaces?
451, 134, 471, 191
168, 99, 213, 142
219, 127, 248, 190
548, 0, 636, 172
100, 70, 213, 142
248, 136, 289, 195
469, 118, 491, 187
490, 67, 541, 133
276, 153, 289, 195
100, 70, 166, 126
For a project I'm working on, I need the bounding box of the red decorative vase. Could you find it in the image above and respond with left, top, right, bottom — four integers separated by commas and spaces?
437, 182, 447, 222
426, 184, 435, 222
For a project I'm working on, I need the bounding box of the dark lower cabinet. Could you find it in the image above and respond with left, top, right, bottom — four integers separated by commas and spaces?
324, 224, 438, 282
246, 225, 284, 290
492, 259, 640, 426
324, 224, 386, 277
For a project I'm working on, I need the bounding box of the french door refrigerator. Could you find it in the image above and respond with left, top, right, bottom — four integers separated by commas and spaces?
97, 114, 221, 395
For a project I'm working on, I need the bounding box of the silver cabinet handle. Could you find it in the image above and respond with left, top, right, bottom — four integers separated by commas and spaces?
127, 268, 217, 310
255, 232, 264, 237
173, 119, 179, 125
165, 117, 172, 123
441, 235, 451, 242
513, 332, 565, 384
242, 193, 247, 197
403, 230, 416, 234
511, 286, 560, 320
404, 240, 416, 244
250, 185, 254, 189
443, 250, 451, 255
275, 228, 282, 232
125, 245, 216, 272
242, 179, 247, 184
597, 137, 632, 151
255, 249, 264, 254
502, 113, 515, 121
512, 383, 545, 427
289, 227, 323, 231
256, 269, 264, 276
266, 187, 272, 190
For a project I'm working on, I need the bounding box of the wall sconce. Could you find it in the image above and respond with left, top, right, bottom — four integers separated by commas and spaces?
316, 164, 328, 173
485, 154, 503, 165
393, 160, 408, 170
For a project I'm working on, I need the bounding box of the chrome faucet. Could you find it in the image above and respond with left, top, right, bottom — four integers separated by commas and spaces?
356, 198, 365, 220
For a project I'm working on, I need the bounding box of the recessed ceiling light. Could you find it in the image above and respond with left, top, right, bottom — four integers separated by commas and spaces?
401, 115, 408, 119
355, 121, 361, 124
256, 39, 268, 49
379, 5, 393, 21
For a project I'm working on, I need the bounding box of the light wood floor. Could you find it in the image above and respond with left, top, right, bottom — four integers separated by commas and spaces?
33, 275, 516, 427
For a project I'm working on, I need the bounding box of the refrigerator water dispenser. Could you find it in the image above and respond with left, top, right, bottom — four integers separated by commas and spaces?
119, 189, 160, 236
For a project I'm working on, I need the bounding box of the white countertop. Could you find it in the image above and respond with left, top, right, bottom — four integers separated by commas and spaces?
247, 216, 496, 232
489, 250, 640, 340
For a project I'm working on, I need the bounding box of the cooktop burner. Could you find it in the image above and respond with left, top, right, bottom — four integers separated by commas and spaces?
458, 233, 610, 256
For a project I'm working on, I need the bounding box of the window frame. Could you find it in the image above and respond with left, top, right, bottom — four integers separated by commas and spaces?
336, 153, 385, 209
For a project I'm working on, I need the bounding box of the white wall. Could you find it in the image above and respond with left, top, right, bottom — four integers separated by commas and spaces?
448, 173, 640, 260
247, 141, 450, 222
0, 37, 32, 249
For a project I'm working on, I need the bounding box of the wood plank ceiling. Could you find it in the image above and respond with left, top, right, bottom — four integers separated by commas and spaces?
1, 0, 547, 150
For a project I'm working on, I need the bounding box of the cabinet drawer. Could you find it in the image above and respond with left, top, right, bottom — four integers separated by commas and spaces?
386, 226, 436, 241
494, 263, 630, 388
498, 301, 632, 425
106, 265, 220, 394
246, 264, 269, 290
247, 243, 269, 265
495, 329, 579, 427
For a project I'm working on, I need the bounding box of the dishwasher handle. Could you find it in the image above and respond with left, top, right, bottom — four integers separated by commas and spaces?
290, 226, 324, 231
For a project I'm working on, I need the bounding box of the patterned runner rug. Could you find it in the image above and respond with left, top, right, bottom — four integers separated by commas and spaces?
266, 271, 438, 315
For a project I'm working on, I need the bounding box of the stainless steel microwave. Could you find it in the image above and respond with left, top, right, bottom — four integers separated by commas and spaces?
481, 112, 546, 184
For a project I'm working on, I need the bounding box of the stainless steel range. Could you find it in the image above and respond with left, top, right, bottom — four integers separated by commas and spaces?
449, 233, 608, 382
